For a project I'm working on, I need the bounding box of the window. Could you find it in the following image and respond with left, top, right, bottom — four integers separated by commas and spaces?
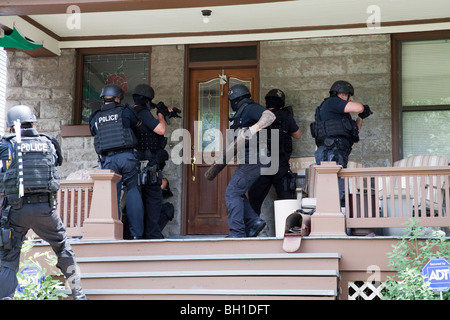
189, 45, 257, 63
74, 47, 151, 125
394, 34, 450, 161
0, 47, 6, 133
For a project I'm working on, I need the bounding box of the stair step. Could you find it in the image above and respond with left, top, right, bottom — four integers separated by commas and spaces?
67, 288, 338, 299
76, 253, 341, 262
76, 253, 341, 273
80, 269, 339, 278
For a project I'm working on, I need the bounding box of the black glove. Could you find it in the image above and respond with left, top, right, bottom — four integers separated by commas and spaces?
156, 102, 170, 117
359, 104, 373, 119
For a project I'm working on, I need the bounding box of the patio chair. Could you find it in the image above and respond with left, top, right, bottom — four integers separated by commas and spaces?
392, 154, 449, 216
377, 154, 449, 236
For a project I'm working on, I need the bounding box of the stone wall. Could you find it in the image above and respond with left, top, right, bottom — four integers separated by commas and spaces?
6, 48, 76, 149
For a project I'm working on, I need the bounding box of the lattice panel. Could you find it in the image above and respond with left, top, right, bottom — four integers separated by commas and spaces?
348, 281, 384, 300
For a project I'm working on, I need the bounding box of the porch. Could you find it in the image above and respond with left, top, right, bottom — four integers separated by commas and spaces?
29, 160, 449, 300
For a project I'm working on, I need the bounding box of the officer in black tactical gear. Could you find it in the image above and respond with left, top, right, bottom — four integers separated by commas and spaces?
248, 89, 301, 215
311, 80, 372, 206
131, 84, 168, 239
89, 84, 145, 239
0, 105, 87, 300
225, 84, 276, 238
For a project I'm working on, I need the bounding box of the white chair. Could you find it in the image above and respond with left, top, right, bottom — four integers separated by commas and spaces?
392, 155, 448, 216
379, 154, 449, 236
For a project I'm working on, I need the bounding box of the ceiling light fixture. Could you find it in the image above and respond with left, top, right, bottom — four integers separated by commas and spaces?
202, 9, 212, 24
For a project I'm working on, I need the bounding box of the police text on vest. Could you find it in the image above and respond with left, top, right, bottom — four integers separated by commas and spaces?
98, 114, 119, 123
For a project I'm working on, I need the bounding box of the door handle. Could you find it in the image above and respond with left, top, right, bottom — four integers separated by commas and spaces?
191, 156, 196, 181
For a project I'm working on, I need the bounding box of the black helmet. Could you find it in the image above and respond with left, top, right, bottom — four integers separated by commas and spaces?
6, 105, 36, 127
133, 84, 155, 100
329, 80, 354, 96
265, 89, 285, 103
100, 84, 124, 100
228, 84, 251, 101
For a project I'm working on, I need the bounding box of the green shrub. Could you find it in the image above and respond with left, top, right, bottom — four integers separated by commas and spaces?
14, 237, 68, 300
383, 218, 450, 300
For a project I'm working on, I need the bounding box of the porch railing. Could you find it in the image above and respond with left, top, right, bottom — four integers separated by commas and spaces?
339, 166, 450, 229
54, 166, 450, 239
56, 179, 94, 238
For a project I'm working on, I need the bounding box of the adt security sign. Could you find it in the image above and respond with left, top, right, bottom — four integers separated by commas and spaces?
422, 259, 450, 292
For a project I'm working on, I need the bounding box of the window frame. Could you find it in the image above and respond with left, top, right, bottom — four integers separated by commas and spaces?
63, 46, 152, 136
391, 31, 450, 162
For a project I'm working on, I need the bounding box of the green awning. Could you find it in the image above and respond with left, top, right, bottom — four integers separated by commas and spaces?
0, 27, 43, 50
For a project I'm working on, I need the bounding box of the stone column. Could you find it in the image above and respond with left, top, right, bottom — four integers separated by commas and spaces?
309, 162, 346, 236
83, 169, 123, 240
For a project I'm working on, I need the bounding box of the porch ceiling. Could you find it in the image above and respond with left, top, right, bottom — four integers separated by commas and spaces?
1, 0, 450, 56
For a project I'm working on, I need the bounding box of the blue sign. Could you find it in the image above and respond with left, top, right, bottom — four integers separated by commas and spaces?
16, 266, 45, 293
422, 259, 450, 292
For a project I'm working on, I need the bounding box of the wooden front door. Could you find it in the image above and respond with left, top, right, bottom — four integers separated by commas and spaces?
186, 67, 258, 234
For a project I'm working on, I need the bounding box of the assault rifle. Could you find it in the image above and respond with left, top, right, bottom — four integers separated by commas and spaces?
152, 101, 182, 125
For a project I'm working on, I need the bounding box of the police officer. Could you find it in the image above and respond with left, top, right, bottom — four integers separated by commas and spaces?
248, 89, 301, 215
0, 105, 87, 300
311, 80, 372, 206
89, 84, 145, 239
131, 84, 168, 239
225, 84, 276, 238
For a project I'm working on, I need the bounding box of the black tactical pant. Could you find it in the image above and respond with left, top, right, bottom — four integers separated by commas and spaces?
248, 163, 293, 215
315, 138, 352, 207
0, 202, 79, 299
225, 163, 263, 237
142, 183, 163, 239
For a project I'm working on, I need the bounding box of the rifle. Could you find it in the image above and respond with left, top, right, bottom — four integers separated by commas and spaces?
152, 101, 182, 125
13, 120, 24, 198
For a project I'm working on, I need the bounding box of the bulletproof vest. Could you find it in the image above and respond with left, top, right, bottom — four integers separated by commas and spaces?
267, 108, 293, 157
134, 106, 167, 153
0, 134, 60, 198
310, 101, 359, 146
92, 104, 137, 155
229, 99, 250, 130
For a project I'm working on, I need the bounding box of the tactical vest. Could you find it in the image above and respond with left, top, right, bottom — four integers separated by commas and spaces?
229, 101, 250, 130
92, 105, 137, 155
267, 107, 293, 157
0, 134, 60, 198
310, 104, 359, 146
134, 106, 167, 158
